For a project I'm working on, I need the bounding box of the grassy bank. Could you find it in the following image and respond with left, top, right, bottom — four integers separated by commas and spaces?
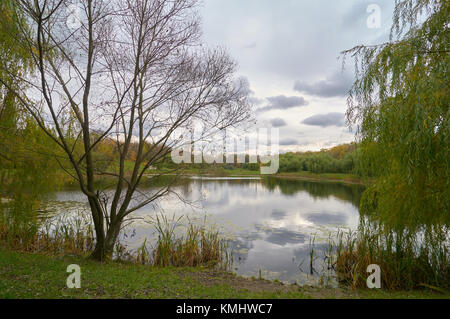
0, 249, 447, 299
270, 171, 364, 185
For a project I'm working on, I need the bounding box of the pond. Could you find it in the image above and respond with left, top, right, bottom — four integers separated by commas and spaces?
43, 176, 365, 286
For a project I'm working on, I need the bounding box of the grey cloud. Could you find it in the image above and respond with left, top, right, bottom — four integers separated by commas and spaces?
271, 210, 287, 221
257, 95, 308, 112
279, 138, 298, 146
267, 95, 307, 108
202, 0, 395, 85
264, 228, 305, 246
200, 0, 395, 150
306, 212, 347, 225
293, 71, 354, 98
249, 96, 264, 105
302, 113, 346, 128
270, 118, 287, 127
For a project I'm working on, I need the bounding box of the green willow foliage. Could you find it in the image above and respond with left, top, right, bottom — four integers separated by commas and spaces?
343, 0, 449, 228
0, 0, 31, 77
0, 1, 61, 241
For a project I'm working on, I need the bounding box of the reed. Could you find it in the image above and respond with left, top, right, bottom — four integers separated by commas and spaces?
333, 223, 449, 291
1, 210, 231, 271
148, 214, 231, 269
0, 208, 95, 256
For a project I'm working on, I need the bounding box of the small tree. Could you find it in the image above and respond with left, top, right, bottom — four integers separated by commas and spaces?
0, 0, 251, 260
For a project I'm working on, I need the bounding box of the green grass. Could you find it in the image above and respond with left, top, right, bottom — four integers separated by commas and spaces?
0, 249, 305, 299
0, 249, 447, 299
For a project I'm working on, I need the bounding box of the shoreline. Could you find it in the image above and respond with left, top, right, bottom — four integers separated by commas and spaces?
144, 171, 366, 186
268, 173, 365, 185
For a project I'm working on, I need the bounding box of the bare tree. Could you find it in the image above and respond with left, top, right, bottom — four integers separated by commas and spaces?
0, 0, 251, 260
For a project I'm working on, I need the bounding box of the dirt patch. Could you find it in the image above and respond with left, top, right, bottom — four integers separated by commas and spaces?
177, 269, 370, 298
298, 286, 362, 299
177, 269, 300, 294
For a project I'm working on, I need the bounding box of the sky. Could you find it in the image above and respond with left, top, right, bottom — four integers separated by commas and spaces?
199, 0, 396, 152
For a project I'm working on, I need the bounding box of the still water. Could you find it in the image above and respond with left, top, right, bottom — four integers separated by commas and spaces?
45, 176, 364, 286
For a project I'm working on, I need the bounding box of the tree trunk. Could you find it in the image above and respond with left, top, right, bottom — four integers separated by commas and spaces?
88, 199, 108, 261
90, 217, 121, 262
90, 237, 107, 261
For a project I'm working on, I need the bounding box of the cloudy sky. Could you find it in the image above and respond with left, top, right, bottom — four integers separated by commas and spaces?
199, 0, 396, 152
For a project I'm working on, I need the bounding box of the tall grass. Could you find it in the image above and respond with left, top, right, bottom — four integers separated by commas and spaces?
0, 207, 95, 256
1, 202, 231, 271
333, 221, 449, 291
142, 214, 231, 269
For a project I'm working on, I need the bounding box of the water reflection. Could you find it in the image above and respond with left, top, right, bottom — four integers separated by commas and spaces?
261, 177, 363, 208
45, 176, 364, 286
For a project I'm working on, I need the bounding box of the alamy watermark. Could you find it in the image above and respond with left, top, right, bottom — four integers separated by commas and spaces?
171, 128, 280, 174
66, 2, 81, 30
367, 264, 381, 289
66, 264, 81, 289
366, 4, 382, 29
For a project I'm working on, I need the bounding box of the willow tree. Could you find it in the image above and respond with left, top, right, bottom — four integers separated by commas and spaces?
0, 0, 61, 242
0, 0, 31, 162
343, 0, 449, 228
0, 0, 251, 260
0, 1, 57, 194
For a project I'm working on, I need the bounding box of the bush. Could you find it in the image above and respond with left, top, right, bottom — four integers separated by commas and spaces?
278, 144, 359, 175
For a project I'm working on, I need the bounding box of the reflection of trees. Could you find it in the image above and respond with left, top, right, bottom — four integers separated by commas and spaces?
143, 177, 364, 208
261, 177, 364, 208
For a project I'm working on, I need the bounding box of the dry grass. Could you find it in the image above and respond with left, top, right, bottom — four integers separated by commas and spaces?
0, 210, 95, 256
1, 207, 231, 272
140, 214, 231, 269
332, 226, 449, 291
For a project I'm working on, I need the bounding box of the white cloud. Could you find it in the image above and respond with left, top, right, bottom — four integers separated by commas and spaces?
200, 0, 395, 151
